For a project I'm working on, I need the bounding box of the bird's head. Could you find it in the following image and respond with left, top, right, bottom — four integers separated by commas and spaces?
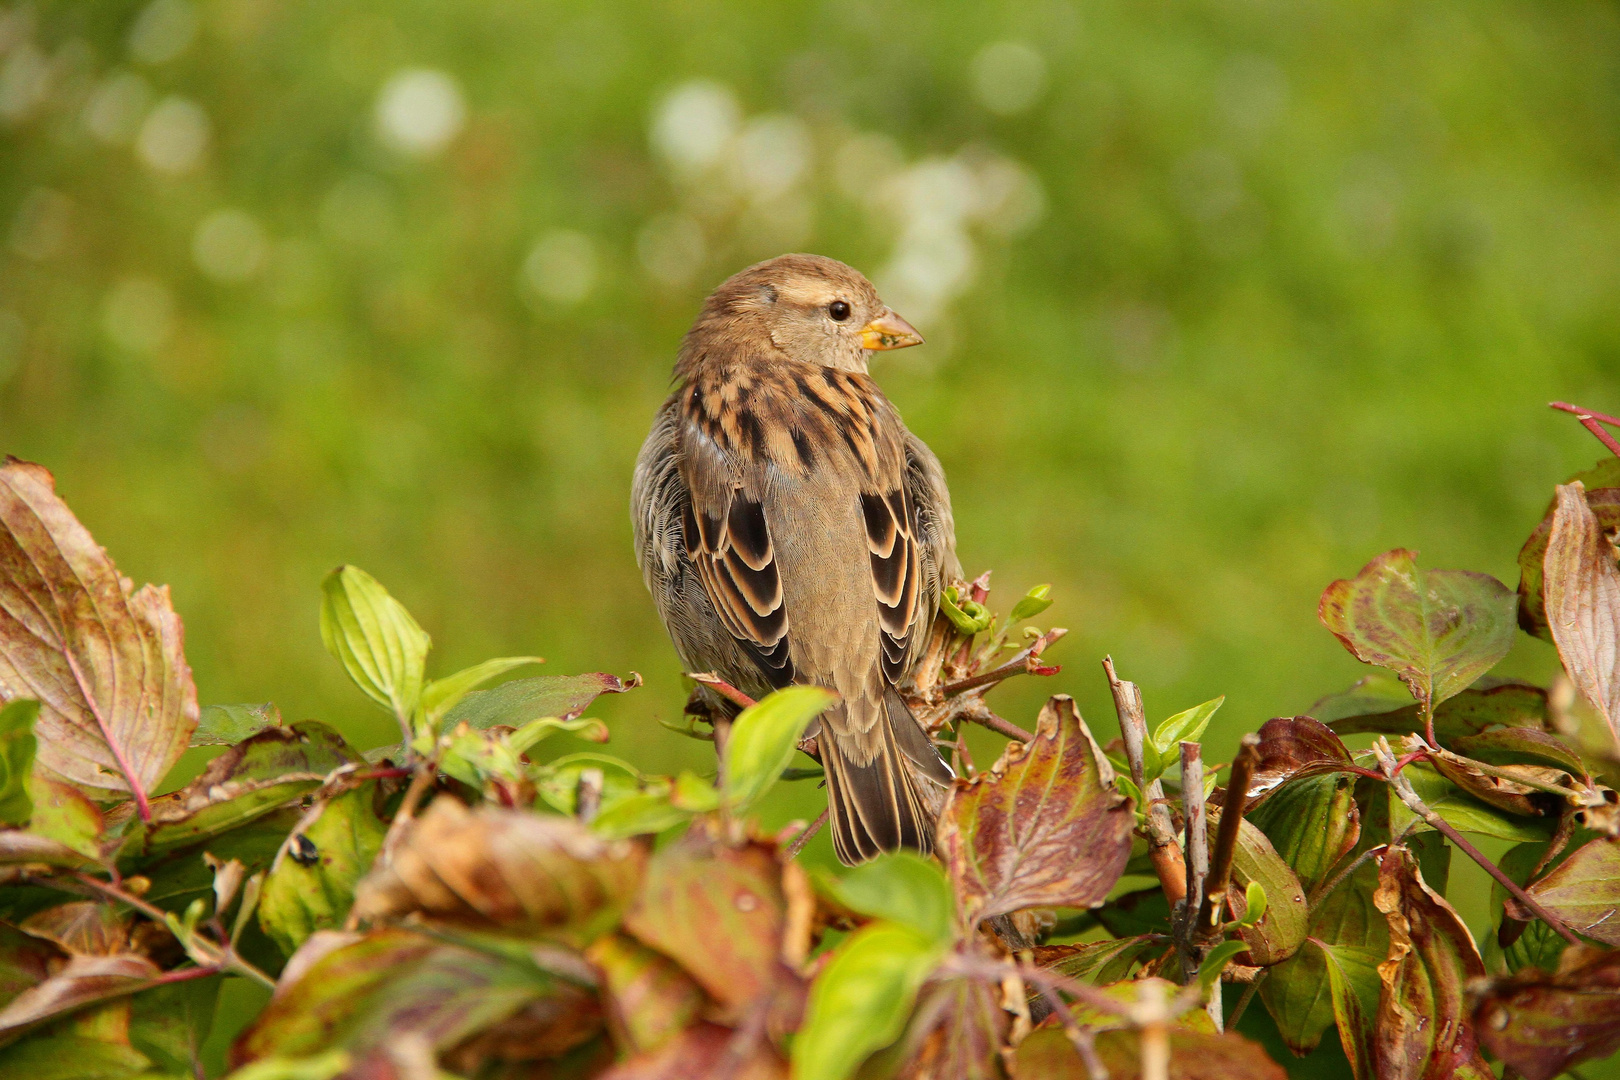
685, 253, 922, 374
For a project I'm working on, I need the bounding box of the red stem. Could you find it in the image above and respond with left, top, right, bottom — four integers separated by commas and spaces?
688, 673, 758, 710
1551, 402, 1620, 459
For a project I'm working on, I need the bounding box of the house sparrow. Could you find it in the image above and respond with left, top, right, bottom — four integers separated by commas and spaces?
632, 254, 961, 864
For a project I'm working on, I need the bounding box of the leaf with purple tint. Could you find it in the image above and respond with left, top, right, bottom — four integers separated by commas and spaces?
937, 695, 1134, 923
1517, 837, 1620, 945
1543, 482, 1620, 745
1318, 549, 1516, 713
1473, 945, 1620, 1080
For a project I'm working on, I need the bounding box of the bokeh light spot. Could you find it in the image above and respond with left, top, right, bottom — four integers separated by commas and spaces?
375, 68, 465, 158
103, 277, 175, 354
192, 208, 267, 283
128, 0, 198, 66
522, 230, 599, 307
971, 41, 1047, 116
82, 70, 151, 144
136, 96, 209, 175
650, 80, 739, 175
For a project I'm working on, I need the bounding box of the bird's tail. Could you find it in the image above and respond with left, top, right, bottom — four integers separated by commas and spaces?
823, 691, 954, 865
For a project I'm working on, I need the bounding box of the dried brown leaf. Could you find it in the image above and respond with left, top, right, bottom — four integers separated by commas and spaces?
1515, 836, 1620, 944
1472, 945, 1620, 1080
0, 952, 159, 1047
597, 1021, 788, 1080
586, 933, 706, 1056
1544, 481, 1620, 746
0, 460, 197, 809
19, 902, 132, 956
353, 798, 644, 946
937, 695, 1134, 923
1246, 716, 1357, 805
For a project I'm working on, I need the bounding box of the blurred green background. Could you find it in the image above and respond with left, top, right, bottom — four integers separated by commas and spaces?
2, 1, 1619, 1066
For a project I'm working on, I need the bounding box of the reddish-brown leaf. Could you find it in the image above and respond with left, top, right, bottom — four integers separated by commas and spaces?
937, 695, 1133, 923
352, 797, 644, 947
1322, 682, 1550, 744
622, 832, 795, 1022
0, 460, 197, 812
1372, 845, 1489, 1080
1544, 482, 1620, 746
586, 933, 706, 1055
597, 1021, 788, 1080
1318, 549, 1516, 713
1246, 716, 1357, 805
0, 952, 159, 1047
1518, 476, 1620, 641
19, 902, 132, 956
1473, 945, 1620, 1080
894, 976, 1008, 1080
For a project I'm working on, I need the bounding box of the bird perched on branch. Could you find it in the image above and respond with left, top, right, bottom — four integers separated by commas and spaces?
632, 254, 961, 864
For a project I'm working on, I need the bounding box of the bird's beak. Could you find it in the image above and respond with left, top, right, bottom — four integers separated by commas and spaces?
858, 309, 924, 351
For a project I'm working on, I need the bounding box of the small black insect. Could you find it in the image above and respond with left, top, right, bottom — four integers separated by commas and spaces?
288, 833, 319, 866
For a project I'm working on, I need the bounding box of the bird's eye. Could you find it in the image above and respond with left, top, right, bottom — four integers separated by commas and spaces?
828, 300, 851, 322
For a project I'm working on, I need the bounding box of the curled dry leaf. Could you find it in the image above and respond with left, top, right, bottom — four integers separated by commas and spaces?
352, 797, 644, 947
1518, 478, 1620, 641
1371, 845, 1489, 1080
0, 459, 197, 813
0, 952, 160, 1047
1472, 945, 1620, 1080
1246, 716, 1357, 806
1318, 548, 1517, 714
1543, 482, 1620, 747
19, 902, 132, 956
937, 695, 1134, 924
1427, 746, 1567, 818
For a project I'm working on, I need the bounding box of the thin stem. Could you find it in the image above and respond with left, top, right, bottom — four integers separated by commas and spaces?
962, 705, 1034, 744
784, 809, 828, 861
1105, 656, 1187, 907
1227, 976, 1263, 1029
378, 761, 438, 868
1307, 844, 1388, 911
1023, 971, 1108, 1080
1179, 742, 1216, 1028
1374, 739, 1581, 946
939, 629, 1067, 697
688, 672, 757, 710
1551, 402, 1620, 459
1199, 735, 1259, 936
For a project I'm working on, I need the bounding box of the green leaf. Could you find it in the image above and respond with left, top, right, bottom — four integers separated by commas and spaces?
0, 699, 37, 825
1009, 584, 1053, 623
441, 672, 635, 733
1318, 549, 1517, 712
819, 851, 955, 945
1240, 881, 1268, 928
128, 971, 221, 1077
507, 714, 609, 754
257, 783, 387, 955
940, 586, 992, 635
1228, 818, 1308, 966
623, 835, 788, 1014
1485, 842, 1571, 976
122, 721, 361, 857
938, 695, 1135, 923
0, 1032, 153, 1079
1521, 836, 1620, 945
26, 775, 103, 860
192, 702, 282, 747
220, 1049, 352, 1080
1248, 773, 1360, 893
533, 753, 645, 816
1198, 939, 1249, 990
670, 771, 719, 812
793, 922, 941, 1080
319, 565, 430, 723
722, 685, 837, 811
1152, 696, 1224, 756
1389, 763, 1555, 843
590, 786, 694, 840
421, 656, 544, 724
0, 953, 161, 1047
1035, 936, 1161, 985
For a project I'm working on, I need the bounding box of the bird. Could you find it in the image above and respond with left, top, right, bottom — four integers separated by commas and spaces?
632, 253, 961, 864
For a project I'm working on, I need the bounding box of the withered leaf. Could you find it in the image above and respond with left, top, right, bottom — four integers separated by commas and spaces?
937, 695, 1133, 923
1473, 945, 1620, 1080
1544, 482, 1620, 746
1318, 549, 1517, 713
353, 798, 644, 947
892, 976, 1007, 1080
230, 927, 571, 1069
1451, 727, 1588, 778
0, 459, 197, 807
622, 833, 791, 1017
585, 933, 706, 1056
0, 922, 65, 1010
1015, 1016, 1286, 1079
19, 902, 132, 956
122, 721, 359, 857
596, 1021, 788, 1080
0, 953, 160, 1047
1246, 716, 1357, 806
1516, 836, 1620, 945
1518, 474, 1620, 641
1372, 845, 1489, 1080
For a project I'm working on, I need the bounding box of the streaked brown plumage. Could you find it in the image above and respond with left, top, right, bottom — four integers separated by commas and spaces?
632, 253, 961, 864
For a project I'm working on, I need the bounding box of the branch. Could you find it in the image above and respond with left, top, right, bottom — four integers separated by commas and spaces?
1551, 401, 1620, 459
1373, 738, 1581, 946
1198, 734, 1259, 937
1105, 656, 1187, 906
783, 809, 828, 861
940, 628, 1067, 697
688, 672, 757, 710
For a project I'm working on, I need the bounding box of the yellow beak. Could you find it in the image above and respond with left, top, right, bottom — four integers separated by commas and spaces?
858, 309, 924, 351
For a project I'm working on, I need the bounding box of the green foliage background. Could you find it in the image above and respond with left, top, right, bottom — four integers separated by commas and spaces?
1, 0, 1616, 941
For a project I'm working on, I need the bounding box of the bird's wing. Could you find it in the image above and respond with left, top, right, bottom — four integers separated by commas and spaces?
680, 473, 795, 688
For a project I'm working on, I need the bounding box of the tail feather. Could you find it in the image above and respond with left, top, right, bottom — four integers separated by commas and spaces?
823, 696, 953, 865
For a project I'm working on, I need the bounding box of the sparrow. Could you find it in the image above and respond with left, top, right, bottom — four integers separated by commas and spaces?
632, 254, 961, 864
